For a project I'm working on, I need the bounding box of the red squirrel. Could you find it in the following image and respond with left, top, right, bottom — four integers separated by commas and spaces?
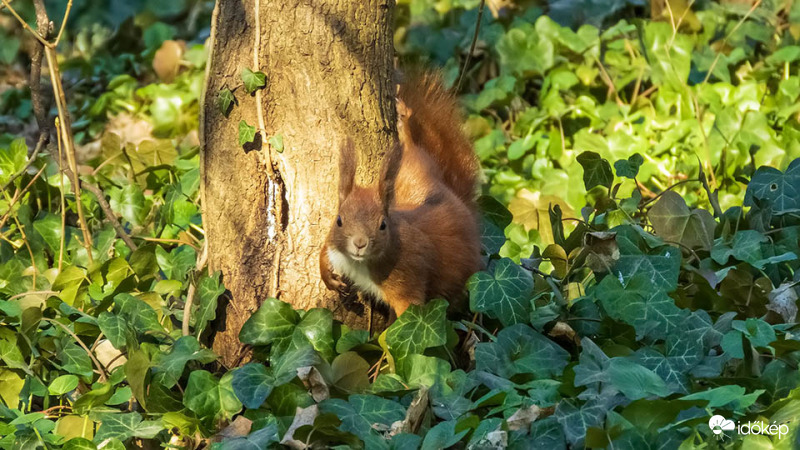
319, 71, 482, 317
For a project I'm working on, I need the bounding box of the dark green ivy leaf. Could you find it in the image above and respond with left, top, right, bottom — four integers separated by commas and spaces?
475, 324, 569, 379
614, 154, 644, 179
153, 335, 217, 388
468, 258, 534, 326
217, 88, 235, 116
385, 299, 448, 360
576, 151, 613, 190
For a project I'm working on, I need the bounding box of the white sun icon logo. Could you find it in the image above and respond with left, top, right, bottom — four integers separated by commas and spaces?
708, 415, 735, 439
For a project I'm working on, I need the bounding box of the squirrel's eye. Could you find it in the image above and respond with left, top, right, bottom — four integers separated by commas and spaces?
336, 216, 343, 227
380, 219, 387, 230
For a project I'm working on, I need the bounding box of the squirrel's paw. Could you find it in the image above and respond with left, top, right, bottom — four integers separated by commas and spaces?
322, 267, 348, 293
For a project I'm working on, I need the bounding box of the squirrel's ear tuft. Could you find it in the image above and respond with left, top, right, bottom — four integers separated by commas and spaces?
379, 141, 403, 210
338, 137, 357, 205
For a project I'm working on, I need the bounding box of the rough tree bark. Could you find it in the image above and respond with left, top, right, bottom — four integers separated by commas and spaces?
201, 0, 397, 366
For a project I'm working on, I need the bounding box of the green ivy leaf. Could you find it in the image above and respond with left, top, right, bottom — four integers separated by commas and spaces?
63, 438, 97, 450
269, 133, 284, 153
94, 412, 162, 443
239, 297, 299, 346
238, 120, 257, 147
48, 374, 79, 396
217, 88, 235, 116
0, 137, 27, 186
595, 274, 688, 340
216, 421, 281, 449
241, 68, 267, 93
475, 324, 569, 379
745, 158, 800, 215
109, 185, 149, 227
231, 363, 275, 409
153, 336, 217, 388
385, 299, 448, 360
193, 271, 225, 337
649, 191, 716, 251
576, 151, 613, 191
58, 343, 93, 379
614, 154, 644, 179
183, 370, 242, 421
468, 258, 533, 326
97, 313, 129, 349
319, 395, 406, 449
711, 230, 766, 265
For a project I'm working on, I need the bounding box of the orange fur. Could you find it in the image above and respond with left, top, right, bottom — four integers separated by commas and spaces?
320, 71, 482, 317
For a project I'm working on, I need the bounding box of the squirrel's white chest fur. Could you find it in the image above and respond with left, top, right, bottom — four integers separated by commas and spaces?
327, 248, 385, 302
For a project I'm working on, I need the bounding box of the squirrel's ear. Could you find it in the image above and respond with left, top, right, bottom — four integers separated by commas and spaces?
338, 137, 357, 205
379, 142, 402, 210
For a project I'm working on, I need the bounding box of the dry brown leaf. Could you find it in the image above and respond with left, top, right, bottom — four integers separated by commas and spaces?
507, 404, 541, 431
282, 405, 319, 449
153, 40, 185, 82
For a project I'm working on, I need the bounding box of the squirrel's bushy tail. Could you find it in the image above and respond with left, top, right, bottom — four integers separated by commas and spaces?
398, 71, 480, 207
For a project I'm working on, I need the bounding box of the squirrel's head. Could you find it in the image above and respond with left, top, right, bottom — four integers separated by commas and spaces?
329, 138, 401, 262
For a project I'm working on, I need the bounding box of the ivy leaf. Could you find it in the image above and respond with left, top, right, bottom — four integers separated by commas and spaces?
239, 298, 332, 358
0, 137, 27, 186
239, 297, 299, 345
269, 133, 284, 153
238, 120, 257, 147
614, 154, 644, 179
576, 151, 613, 190
49, 374, 79, 396
183, 370, 242, 421
193, 271, 225, 337
649, 191, 716, 251
475, 324, 570, 379
97, 312, 129, 349
595, 274, 688, 340
711, 230, 766, 265
241, 68, 267, 93
294, 308, 334, 361
217, 88, 235, 116
385, 299, 448, 360
94, 412, 162, 443
109, 185, 149, 227
217, 421, 281, 449
231, 363, 275, 409
270, 344, 321, 385
554, 399, 606, 447
468, 258, 533, 326
153, 336, 217, 388
319, 395, 406, 449
745, 158, 800, 215
58, 343, 93, 379
62, 438, 97, 450
420, 419, 470, 450
681, 385, 764, 413
613, 245, 680, 292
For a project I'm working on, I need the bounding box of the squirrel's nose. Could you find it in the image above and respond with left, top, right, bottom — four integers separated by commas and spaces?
353, 236, 368, 249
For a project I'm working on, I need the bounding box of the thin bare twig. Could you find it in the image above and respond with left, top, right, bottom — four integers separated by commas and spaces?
54, 0, 72, 46
81, 182, 138, 251
45, 47, 93, 263
456, 0, 485, 92
42, 318, 108, 382
182, 240, 209, 337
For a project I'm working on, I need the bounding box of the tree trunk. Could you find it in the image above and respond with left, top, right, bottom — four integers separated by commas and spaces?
201, 0, 397, 367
